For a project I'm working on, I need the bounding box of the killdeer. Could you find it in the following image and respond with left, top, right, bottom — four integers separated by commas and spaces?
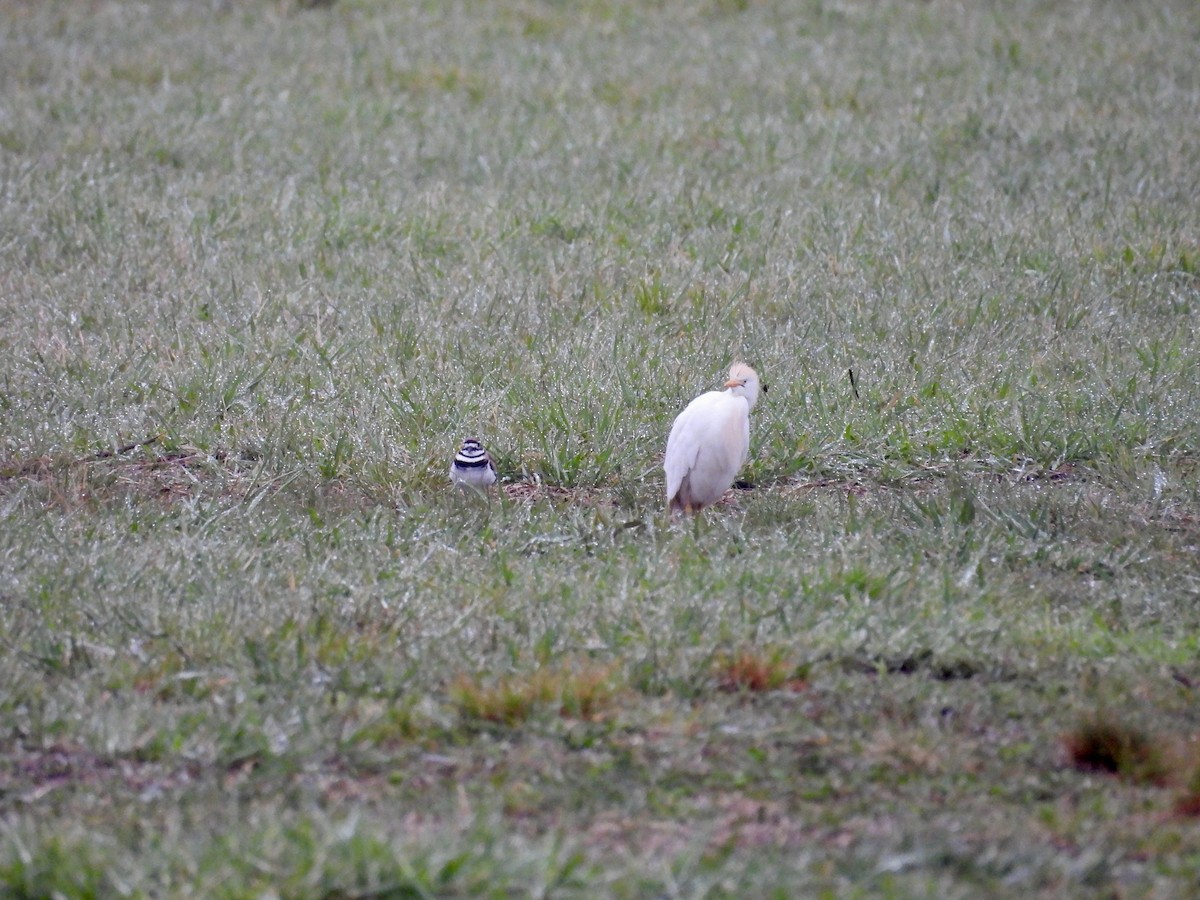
449, 438, 498, 491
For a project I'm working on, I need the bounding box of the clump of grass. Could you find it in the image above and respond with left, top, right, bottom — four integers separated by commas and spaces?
713, 647, 807, 693
452, 661, 620, 726
343, 702, 426, 748
1064, 715, 1170, 785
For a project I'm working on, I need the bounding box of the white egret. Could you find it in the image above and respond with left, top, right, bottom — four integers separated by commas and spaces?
664, 363, 762, 514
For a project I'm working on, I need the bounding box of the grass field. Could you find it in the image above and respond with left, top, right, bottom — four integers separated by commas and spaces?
2, 0, 1199, 895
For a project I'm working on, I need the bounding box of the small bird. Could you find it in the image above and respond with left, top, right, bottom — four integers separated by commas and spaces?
664, 363, 762, 515
449, 438, 497, 491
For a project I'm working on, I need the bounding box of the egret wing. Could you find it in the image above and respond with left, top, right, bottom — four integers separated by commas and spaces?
664, 392, 748, 507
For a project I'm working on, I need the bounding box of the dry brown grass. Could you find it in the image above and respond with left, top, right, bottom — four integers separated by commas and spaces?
713, 646, 807, 693
451, 660, 622, 725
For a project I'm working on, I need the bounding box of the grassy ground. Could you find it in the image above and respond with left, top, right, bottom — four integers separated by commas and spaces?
1, 0, 1199, 895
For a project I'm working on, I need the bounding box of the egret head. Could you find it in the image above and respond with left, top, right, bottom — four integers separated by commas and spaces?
724, 363, 762, 409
